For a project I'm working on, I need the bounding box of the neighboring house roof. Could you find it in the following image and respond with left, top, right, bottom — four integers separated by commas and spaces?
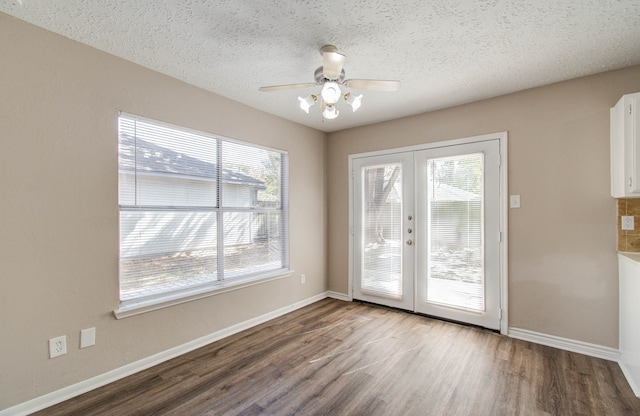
118, 134, 266, 189
388, 182, 480, 203
432, 183, 480, 202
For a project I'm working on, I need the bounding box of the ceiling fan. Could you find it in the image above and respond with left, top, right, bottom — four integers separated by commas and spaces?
259, 45, 400, 120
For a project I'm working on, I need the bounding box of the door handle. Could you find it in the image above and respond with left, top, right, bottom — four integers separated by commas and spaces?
406, 240, 413, 246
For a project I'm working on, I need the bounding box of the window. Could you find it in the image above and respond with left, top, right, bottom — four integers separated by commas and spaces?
117, 113, 288, 311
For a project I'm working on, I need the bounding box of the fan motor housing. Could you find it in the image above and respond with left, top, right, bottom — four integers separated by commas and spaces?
314, 66, 346, 84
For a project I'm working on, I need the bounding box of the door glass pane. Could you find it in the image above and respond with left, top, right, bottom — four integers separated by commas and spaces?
361, 163, 403, 298
426, 153, 484, 311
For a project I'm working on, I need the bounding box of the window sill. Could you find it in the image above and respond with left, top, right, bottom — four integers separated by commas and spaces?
113, 269, 293, 319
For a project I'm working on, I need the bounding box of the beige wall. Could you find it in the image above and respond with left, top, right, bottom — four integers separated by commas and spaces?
327, 65, 640, 348
0, 14, 326, 410
4, 9, 640, 412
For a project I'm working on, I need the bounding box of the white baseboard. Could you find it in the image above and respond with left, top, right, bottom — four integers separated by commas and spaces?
1, 292, 329, 416
508, 327, 620, 362
508, 328, 640, 396
327, 291, 350, 301
618, 361, 640, 398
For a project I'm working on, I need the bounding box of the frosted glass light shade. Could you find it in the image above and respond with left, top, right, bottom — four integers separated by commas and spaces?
321, 82, 341, 105
298, 95, 317, 113
345, 93, 363, 112
322, 104, 339, 119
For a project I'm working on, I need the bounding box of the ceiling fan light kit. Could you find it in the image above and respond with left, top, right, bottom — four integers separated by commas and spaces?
260, 45, 400, 121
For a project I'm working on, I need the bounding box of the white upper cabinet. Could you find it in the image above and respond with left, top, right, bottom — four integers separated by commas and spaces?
611, 92, 640, 198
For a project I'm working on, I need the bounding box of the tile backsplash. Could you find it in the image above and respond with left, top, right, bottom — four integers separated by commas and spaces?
618, 199, 640, 252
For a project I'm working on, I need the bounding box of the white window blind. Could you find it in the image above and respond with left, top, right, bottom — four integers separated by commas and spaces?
360, 163, 403, 298
426, 153, 484, 311
118, 114, 288, 304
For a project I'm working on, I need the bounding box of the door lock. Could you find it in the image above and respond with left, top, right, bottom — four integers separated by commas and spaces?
406, 240, 413, 245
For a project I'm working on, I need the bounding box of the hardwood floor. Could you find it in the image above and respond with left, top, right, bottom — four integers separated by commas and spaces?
34, 298, 640, 416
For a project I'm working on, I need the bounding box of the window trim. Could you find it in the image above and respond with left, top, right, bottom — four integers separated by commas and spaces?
113, 269, 292, 319
115, 112, 291, 317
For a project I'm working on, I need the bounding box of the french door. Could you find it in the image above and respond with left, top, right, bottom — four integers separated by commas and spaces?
352, 138, 503, 330
352, 152, 415, 311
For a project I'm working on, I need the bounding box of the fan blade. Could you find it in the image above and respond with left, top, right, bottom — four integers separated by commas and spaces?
344, 79, 400, 91
322, 50, 346, 80
259, 82, 317, 92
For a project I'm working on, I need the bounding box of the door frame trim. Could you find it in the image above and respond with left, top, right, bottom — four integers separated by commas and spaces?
348, 132, 509, 334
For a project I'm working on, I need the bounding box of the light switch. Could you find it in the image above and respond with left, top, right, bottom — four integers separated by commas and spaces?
509, 195, 521, 209
80, 327, 96, 348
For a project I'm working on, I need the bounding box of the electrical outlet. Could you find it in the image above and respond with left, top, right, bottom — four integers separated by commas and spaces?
622, 216, 635, 231
49, 335, 67, 358
300, 274, 306, 284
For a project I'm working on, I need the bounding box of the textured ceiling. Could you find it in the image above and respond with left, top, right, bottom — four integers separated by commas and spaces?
2, 0, 640, 132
